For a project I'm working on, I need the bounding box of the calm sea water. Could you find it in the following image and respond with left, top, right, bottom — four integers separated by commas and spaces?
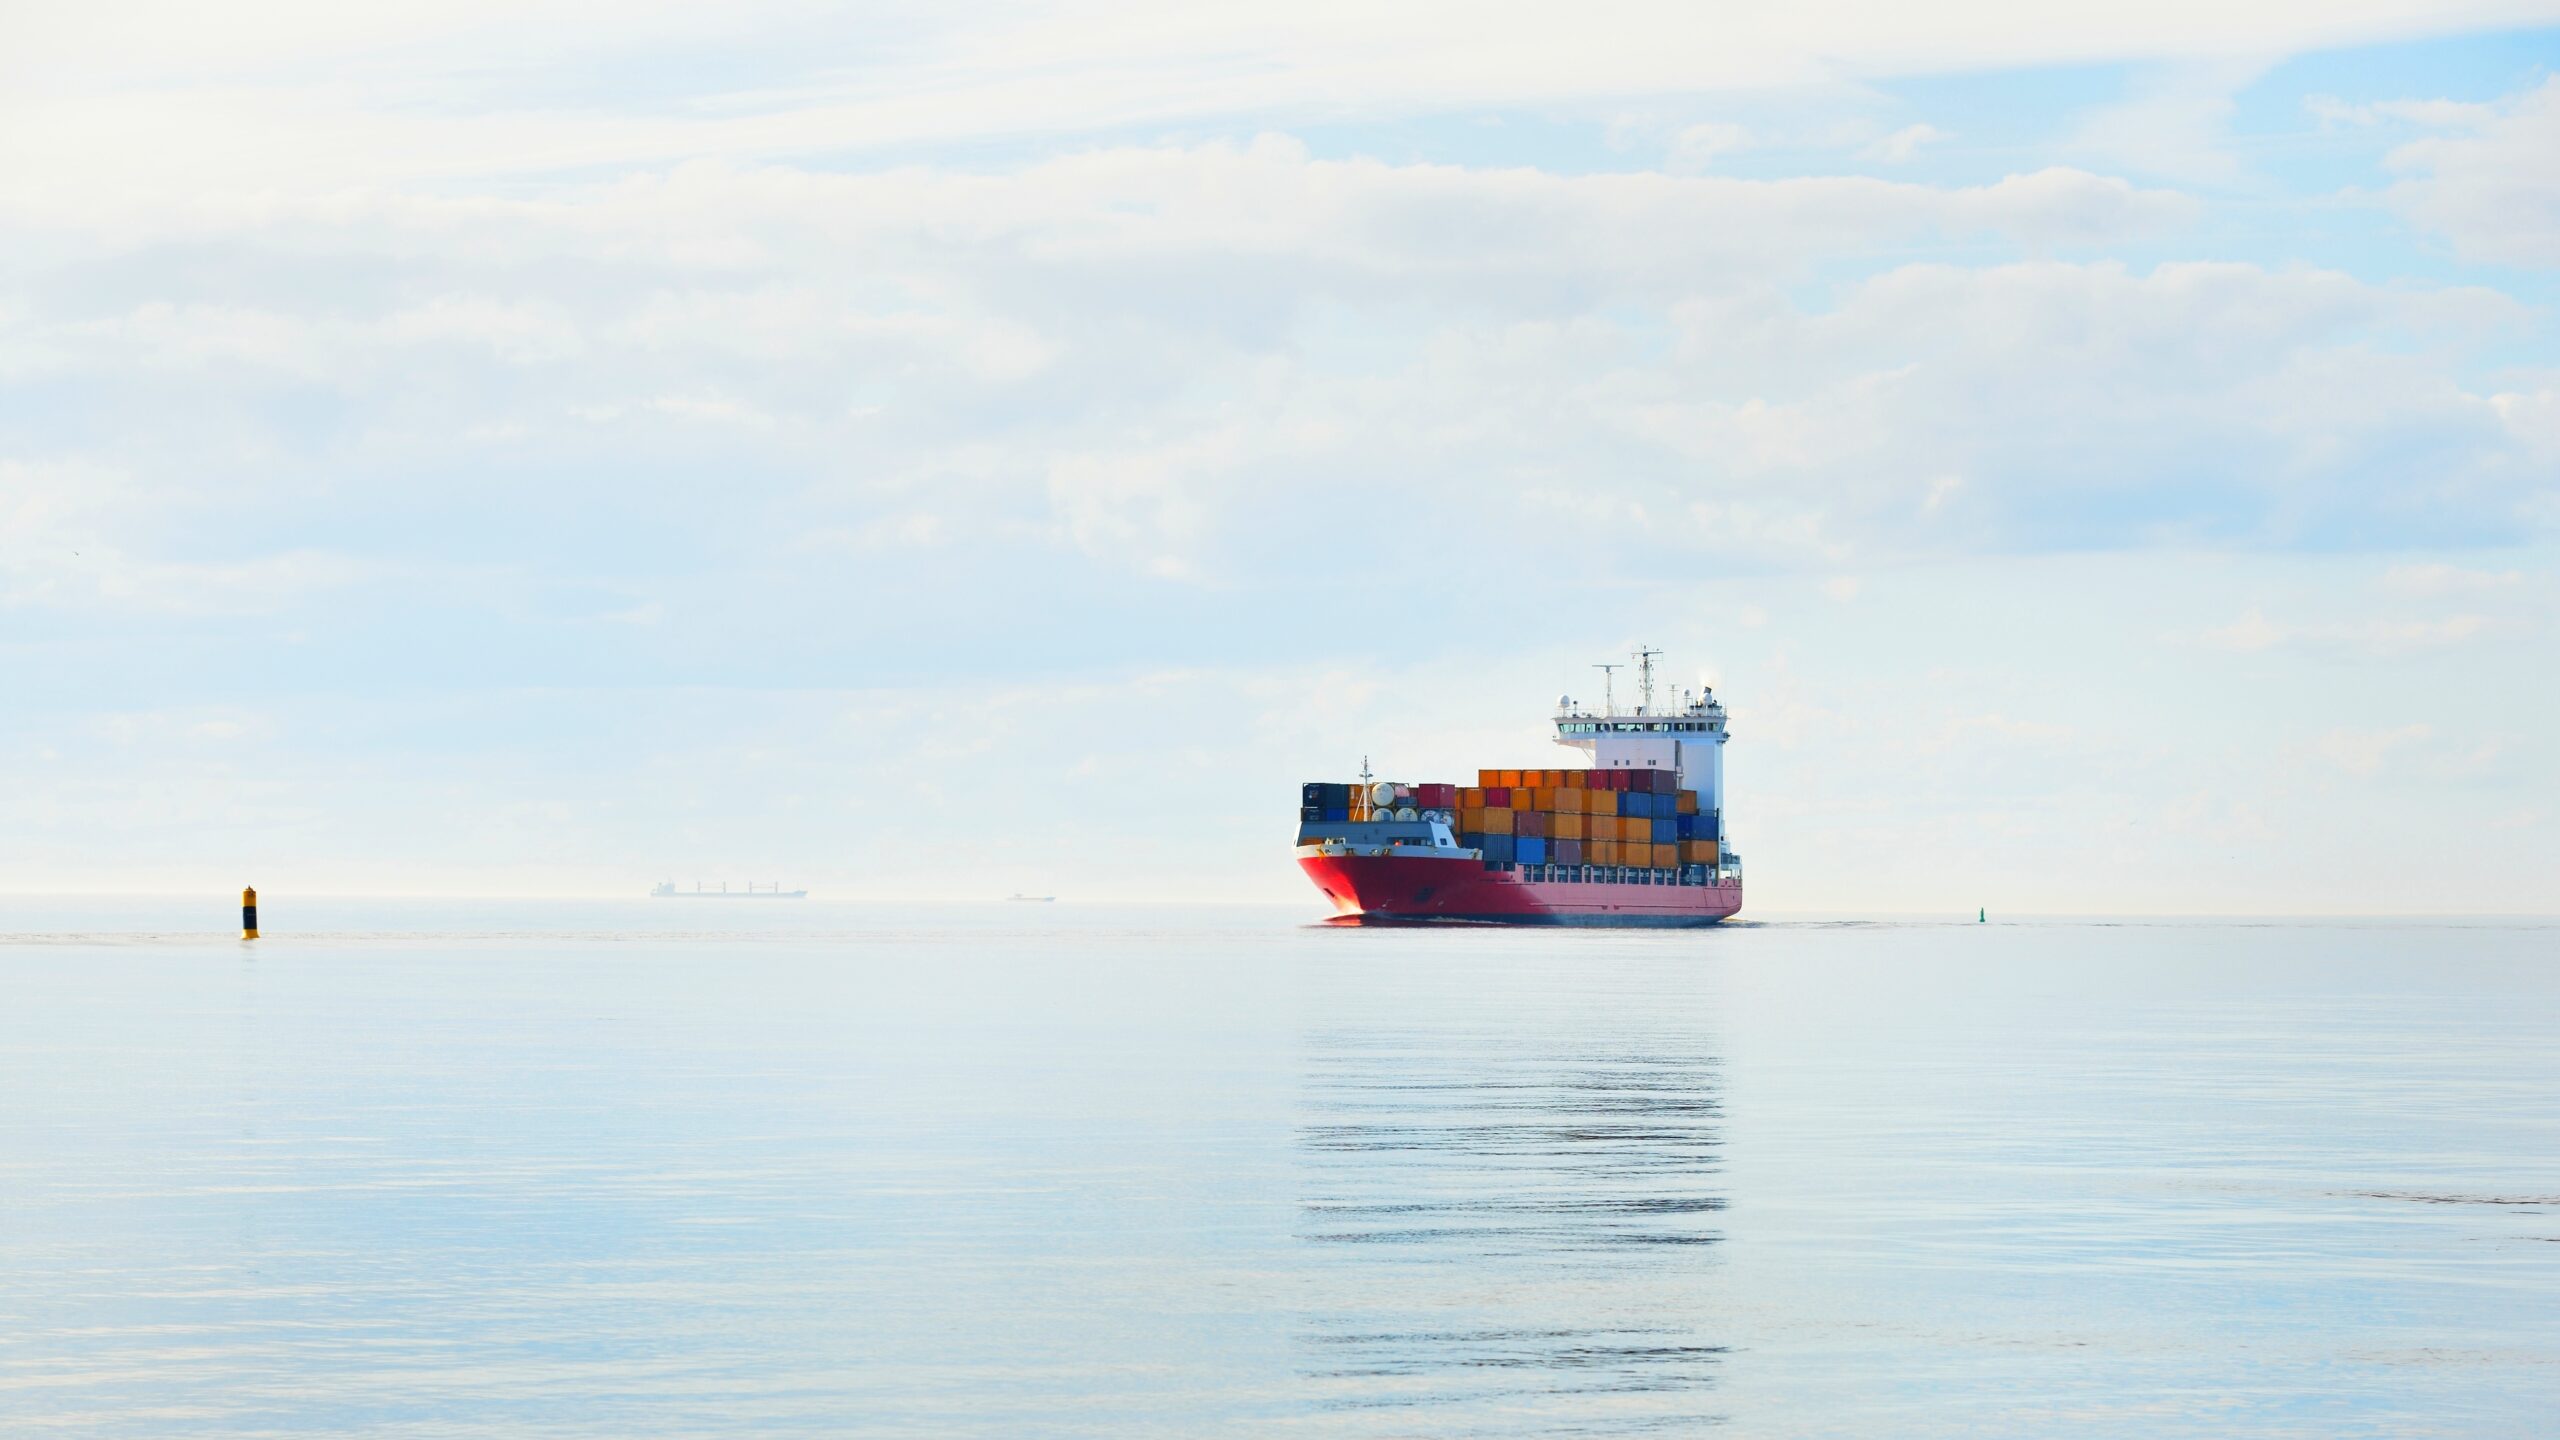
2, 900, 2554, 1436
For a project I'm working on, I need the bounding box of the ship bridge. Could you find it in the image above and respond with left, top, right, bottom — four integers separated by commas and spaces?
1552, 648, 1729, 817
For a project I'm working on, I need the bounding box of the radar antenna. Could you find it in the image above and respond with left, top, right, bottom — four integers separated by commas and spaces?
1592, 663, 1620, 716
1632, 646, 1663, 714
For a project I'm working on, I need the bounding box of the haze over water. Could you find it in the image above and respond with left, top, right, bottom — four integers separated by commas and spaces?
3, 901, 2555, 1435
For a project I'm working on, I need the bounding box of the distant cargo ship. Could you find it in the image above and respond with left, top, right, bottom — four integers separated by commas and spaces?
1295, 649, 1741, 927
650, 881, 807, 898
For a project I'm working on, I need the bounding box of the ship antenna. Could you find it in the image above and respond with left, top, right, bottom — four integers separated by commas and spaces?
1593, 662, 1619, 716
1633, 646, 1662, 715
1359, 754, 1373, 785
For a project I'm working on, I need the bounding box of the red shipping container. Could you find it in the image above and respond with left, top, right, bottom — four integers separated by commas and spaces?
1485, 787, 1511, 807
1602, 770, 1628, 791
1415, 783, 1457, 808
1518, 810, 1549, 838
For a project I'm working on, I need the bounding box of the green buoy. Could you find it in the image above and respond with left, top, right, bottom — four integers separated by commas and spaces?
1978, 907, 1986, 923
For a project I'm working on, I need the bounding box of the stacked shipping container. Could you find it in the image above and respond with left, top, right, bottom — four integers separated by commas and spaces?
1303, 770, 1724, 876
1300, 780, 1459, 824
1454, 767, 1722, 870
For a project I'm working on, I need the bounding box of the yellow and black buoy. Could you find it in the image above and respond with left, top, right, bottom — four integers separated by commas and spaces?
242, 886, 259, 940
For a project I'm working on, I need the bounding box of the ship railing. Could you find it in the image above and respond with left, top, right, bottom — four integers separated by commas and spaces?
1517, 863, 1727, 887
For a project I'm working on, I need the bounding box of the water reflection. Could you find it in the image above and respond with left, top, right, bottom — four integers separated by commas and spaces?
1295, 1027, 1727, 1430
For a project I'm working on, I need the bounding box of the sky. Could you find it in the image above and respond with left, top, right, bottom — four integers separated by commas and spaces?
2, 2, 2556, 912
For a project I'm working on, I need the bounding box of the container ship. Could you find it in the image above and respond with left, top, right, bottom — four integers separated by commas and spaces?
650, 881, 807, 898
1295, 650, 1740, 926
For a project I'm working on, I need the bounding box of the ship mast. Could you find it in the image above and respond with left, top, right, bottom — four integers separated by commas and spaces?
1632, 646, 1662, 715
1593, 663, 1619, 716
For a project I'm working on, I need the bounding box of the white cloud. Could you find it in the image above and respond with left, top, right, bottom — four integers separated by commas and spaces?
2307, 94, 2499, 128
2314, 722, 2433, 777
1668, 122, 1754, 172
647, 393, 778, 429
0, 1, 2540, 224
2200, 608, 2498, 658
2381, 563, 2521, 595
2382, 76, 2560, 266
0, 141, 2539, 603
1864, 123, 1948, 163
2066, 62, 2261, 186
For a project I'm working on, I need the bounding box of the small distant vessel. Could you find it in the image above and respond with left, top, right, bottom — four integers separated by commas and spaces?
1008, 893, 1057, 903
651, 881, 807, 899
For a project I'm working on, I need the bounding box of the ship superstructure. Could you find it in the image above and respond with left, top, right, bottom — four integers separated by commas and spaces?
1293, 649, 1741, 926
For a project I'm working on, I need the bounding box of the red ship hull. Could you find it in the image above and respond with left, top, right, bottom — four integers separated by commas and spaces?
1299, 852, 1741, 927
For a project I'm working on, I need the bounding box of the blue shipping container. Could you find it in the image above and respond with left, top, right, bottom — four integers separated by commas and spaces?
1517, 836, 1547, 866
1480, 834, 1516, 865
1700, 812, 1721, 840
1319, 806, 1349, 822
1650, 816, 1677, 844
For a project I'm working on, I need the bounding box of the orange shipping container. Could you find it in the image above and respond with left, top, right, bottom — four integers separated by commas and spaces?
1676, 790, 1698, 816
1553, 812, 1586, 840
1590, 839, 1620, 866
1586, 791, 1618, 817
1482, 808, 1514, 836
1562, 770, 1587, 788
1459, 806, 1483, 832
1683, 840, 1721, 864
1478, 769, 1501, 788
1620, 842, 1647, 868
1462, 787, 1485, 808
1549, 788, 1582, 814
